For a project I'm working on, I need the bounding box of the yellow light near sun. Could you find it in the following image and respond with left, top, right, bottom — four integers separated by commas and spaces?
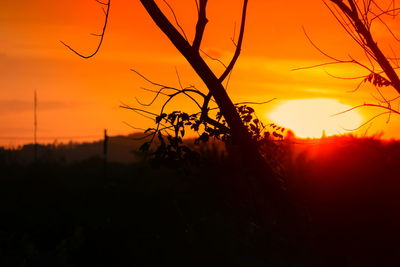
268, 98, 363, 138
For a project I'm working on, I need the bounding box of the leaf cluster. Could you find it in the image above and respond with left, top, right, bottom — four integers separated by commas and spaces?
140, 104, 286, 167
364, 72, 391, 88
236, 105, 285, 142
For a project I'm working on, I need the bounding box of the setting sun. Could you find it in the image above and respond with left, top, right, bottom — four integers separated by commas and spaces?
268, 98, 363, 138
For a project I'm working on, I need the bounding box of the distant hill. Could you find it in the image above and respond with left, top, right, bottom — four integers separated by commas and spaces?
0, 132, 226, 165
0, 132, 150, 164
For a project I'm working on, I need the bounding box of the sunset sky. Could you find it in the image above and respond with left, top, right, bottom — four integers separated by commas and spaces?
2, 0, 400, 147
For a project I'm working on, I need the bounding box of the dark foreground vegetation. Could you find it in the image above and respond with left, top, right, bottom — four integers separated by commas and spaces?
1, 135, 400, 266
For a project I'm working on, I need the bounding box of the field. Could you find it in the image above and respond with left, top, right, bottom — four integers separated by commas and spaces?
1, 135, 400, 266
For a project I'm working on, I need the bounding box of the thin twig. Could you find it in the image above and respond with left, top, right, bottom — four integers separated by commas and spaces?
61, 0, 111, 59
219, 0, 248, 82
162, 0, 189, 42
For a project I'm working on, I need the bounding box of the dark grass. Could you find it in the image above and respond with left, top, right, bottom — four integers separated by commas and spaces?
0, 159, 291, 266
1, 136, 400, 266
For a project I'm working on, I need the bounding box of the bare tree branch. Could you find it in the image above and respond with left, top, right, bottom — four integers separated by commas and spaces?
302, 27, 342, 62
131, 69, 204, 109
219, 0, 248, 82
200, 49, 227, 68
343, 111, 392, 131
95, 0, 108, 5
292, 59, 373, 73
61, 0, 111, 59
162, 0, 189, 42
193, 0, 208, 51
330, 0, 400, 93
333, 103, 400, 117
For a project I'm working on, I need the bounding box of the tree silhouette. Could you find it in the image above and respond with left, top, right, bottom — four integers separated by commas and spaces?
303, 0, 400, 125
62, 0, 296, 227
329, 0, 400, 91
136, 1, 266, 166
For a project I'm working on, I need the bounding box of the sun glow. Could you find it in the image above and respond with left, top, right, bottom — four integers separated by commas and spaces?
268, 98, 363, 138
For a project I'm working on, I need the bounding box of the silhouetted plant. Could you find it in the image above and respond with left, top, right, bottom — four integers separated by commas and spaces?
135, 101, 286, 167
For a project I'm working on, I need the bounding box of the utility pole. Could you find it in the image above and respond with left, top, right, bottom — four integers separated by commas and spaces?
34, 90, 38, 163
103, 129, 108, 176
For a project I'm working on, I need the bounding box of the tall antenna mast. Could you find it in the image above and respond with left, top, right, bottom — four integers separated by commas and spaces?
34, 90, 37, 162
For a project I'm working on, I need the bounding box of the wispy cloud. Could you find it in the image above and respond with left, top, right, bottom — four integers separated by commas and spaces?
0, 100, 80, 114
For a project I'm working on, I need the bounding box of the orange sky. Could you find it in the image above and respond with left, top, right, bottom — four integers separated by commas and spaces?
1, 0, 400, 147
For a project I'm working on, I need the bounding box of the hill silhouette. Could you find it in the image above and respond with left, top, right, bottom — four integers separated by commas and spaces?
0, 133, 149, 165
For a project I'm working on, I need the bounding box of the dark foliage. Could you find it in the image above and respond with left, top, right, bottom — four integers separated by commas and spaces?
141, 104, 286, 168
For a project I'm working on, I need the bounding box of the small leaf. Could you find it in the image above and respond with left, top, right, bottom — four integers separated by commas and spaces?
181, 113, 189, 121
243, 114, 252, 123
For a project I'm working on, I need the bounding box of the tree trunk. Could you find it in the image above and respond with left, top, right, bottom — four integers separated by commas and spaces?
139, 0, 295, 227
139, 0, 263, 167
